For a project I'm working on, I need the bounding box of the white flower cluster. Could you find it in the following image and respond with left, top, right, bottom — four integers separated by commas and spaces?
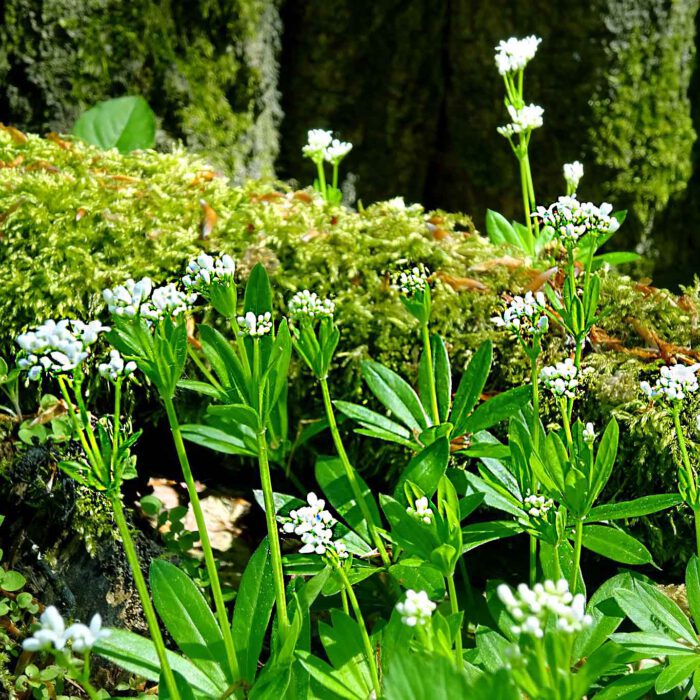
533, 196, 619, 243
540, 358, 579, 399
281, 492, 348, 558
288, 290, 335, 322
583, 422, 596, 444
523, 494, 553, 519
182, 253, 236, 293
495, 36, 542, 75
641, 364, 700, 403
98, 349, 137, 382
237, 311, 273, 337
497, 579, 592, 638
17, 319, 109, 380
103, 278, 194, 322
491, 292, 548, 337
563, 161, 584, 192
497, 104, 544, 138
391, 266, 429, 296
406, 496, 433, 524
302, 129, 352, 164
144, 284, 193, 322
23, 606, 110, 653
395, 589, 437, 627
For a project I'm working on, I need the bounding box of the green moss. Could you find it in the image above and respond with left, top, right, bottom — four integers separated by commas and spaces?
1, 132, 699, 570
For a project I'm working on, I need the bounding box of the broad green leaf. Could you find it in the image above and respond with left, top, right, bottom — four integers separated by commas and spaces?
451, 341, 492, 435
593, 666, 659, 700
589, 418, 619, 506
1, 570, 26, 591
394, 437, 449, 500
688, 556, 700, 626
249, 663, 292, 699
94, 629, 225, 696
158, 670, 197, 700
232, 539, 276, 683
485, 209, 521, 249
383, 649, 472, 699
581, 524, 654, 565
243, 263, 273, 315
362, 360, 428, 431
655, 655, 700, 694
72, 96, 156, 152
149, 561, 229, 687
462, 520, 521, 552
459, 385, 530, 436
588, 494, 682, 522
334, 401, 414, 442
610, 632, 696, 656
180, 424, 257, 457
296, 651, 362, 699
388, 560, 446, 599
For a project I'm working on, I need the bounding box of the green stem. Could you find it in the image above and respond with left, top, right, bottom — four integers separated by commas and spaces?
57, 376, 99, 469
162, 396, 240, 681
111, 497, 181, 700
446, 574, 463, 667
340, 587, 350, 615
530, 351, 540, 450
332, 162, 339, 190
110, 380, 122, 483
421, 324, 440, 425
337, 566, 381, 698
529, 535, 537, 587
672, 404, 700, 556
257, 428, 290, 636
71, 375, 103, 468
519, 157, 534, 239
188, 345, 224, 393
315, 159, 327, 200
570, 519, 583, 592
319, 378, 391, 567
560, 399, 575, 456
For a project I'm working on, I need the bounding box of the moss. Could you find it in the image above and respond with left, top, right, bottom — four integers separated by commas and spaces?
0, 0, 282, 178
1, 132, 699, 571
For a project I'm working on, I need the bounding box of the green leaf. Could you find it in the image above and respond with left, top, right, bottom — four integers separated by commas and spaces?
587, 494, 682, 522
592, 251, 641, 270
593, 666, 659, 700
94, 629, 225, 696
232, 539, 276, 684
421, 334, 451, 422
388, 560, 446, 599
451, 341, 492, 435
1, 570, 26, 592
461, 520, 521, 552
334, 401, 415, 444
459, 385, 530, 436
581, 524, 654, 565
394, 437, 449, 500
149, 561, 229, 687
383, 649, 472, 699
180, 424, 257, 457
655, 655, 700, 694
158, 670, 197, 700
485, 209, 521, 249
589, 418, 619, 506
244, 263, 273, 316
609, 632, 696, 656
687, 556, 700, 626
72, 96, 156, 153
296, 651, 362, 699
361, 360, 428, 431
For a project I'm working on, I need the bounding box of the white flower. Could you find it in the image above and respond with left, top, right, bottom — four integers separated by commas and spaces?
141, 283, 194, 322
324, 139, 353, 164
407, 496, 433, 524
182, 253, 236, 293
583, 422, 596, 444
396, 589, 436, 627
16, 319, 109, 380
65, 613, 110, 653
495, 36, 542, 75
23, 606, 69, 652
532, 196, 619, 243
523, 493, 553, 519
98, 349, 137, 382
237, 311, 273, 337
641, 364, 700, 403
281, 492, 348, 559
288, 290, 335, 322
497, 579, 592, 638
302, 129, 334, 160
491, 292, 548, 338
103, 277, 153, 318
540, 358, 579, 399
391, 266, 429, 297
563, 161, 584, 192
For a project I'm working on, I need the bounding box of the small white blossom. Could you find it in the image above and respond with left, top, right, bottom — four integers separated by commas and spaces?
324, 139, 352, 164
288, 290, 335, 321
407, 496, 433, 524
583, 422, 596, 444
182, 253, 236, 293
302, 129, 334, 160
142, 284, 194, 322
495, 36, 542, 75
103, 278, 153, 318
237, 311, 273, 337
563, 161, 584, 192
281, 492, 348, 558
497, 579, 592, 638
523, 493, 553, 519
65, 614, 110, 653
98, 349, 137, 382
396, 589, 436, 627
391, 266, 429, 297
641, 364, 700, 403
533, 196, 619, 243
540, 358, 579, 399
23, 606, 69, 652
491, 292, 548, 338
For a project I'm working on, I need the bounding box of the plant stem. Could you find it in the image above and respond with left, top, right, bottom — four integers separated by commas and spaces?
319, 378, 391, 567
672, 404, 700, 555
421, 324, 440, 425
560, 399, 575, 456
529, 535, 538, 587
332, 162, 339, 191
570, 519, 583, 592
315, 160, 327, 200
57, 376, 99, 469
111, 497, 181, 700
71, 375, 103, 468
446, 574, 463, 667
337, 565, 381, 698
79, 654, 101, 700
187, 345, 224, 393
162, 396, 240, 680
257, 428, 290, 637
519, 157, 534, 239
340, 587, 349, 615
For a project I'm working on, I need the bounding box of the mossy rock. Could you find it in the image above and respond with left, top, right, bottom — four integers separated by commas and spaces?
0, 131, 697, 572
